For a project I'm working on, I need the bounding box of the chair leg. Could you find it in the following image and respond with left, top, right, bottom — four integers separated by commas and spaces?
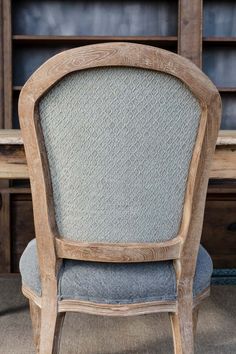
29, 300, 41, 353
29, 300, 65, 354
193, 307, 199, 338
169, 303, 195, 354
40, 307, 65, 354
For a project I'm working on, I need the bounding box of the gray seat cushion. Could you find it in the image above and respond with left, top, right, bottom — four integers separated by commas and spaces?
20, 239, 213, 304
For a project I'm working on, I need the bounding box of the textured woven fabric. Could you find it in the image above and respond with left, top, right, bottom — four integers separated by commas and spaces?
19, 239, 213, 304
39, 67, 201, 243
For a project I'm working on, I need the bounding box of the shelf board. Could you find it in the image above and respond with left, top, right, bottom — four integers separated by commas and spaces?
218, 88, 236, 93
13, 86, 22, 91
1, 129, 236, 181
0, 187, 31, 194
217, 130, 236, 146
12, 35, 178, 45
1, 129, 235, 146
203, 37, 236, 45
0, 129, 23, 144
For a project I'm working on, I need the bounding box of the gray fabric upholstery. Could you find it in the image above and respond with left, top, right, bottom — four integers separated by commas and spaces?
39, 67, 201, 243
20, 239, 213, 304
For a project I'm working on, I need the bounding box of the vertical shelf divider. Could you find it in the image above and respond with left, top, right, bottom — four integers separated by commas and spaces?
178, 0, 203, 68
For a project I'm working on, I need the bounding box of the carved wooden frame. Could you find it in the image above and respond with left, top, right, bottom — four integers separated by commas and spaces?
19, 43, 221, 354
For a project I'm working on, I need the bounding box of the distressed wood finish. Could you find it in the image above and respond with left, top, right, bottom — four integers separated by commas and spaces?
217, 130, 236, 145
0, 0, 234, 277
18, 42, 221, 263
0, 144, 28, 179
55, 236, 182, 263
23, 285, 209, 318
193, 307, 199, 337
18, 43, 221, 354
178, 0, 202, 67
211, 146, 236, 179
29, 300, 41, 353
0, 129, 23, 144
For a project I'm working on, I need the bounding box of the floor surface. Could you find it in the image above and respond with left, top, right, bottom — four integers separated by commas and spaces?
0, 276, 236, 354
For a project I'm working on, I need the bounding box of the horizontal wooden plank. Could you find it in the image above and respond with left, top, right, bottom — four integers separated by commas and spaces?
0, 187, 31, 194
12, 35, 178, 44
217, 130, 236, 145
203, 37, 236, 43
13, 86, 22, 91
0, 130, 236, 179
211, 132, 236, 177
0, 129, 23, 144
218, 88, 236, 93
211, 146, 236, 179
1, 129, 236, 146
0, 143, 28, 179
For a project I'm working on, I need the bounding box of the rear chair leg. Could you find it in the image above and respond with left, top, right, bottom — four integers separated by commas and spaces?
169, 301, 195, 354
193, 307, 199, 338
29, 300, 65, 354
29, 300, 41, 353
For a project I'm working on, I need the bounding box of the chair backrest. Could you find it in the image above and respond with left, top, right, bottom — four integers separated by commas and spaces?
39, 67, 200, 244
19, 43, 221, 268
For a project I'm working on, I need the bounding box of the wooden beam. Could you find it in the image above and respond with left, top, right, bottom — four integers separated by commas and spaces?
0, 144, 28, 179
178, 0, 203, 67
216, 130, 236, 146
0, 129, 24, 144
211, 147, 236, 179
0, 130, 236, 180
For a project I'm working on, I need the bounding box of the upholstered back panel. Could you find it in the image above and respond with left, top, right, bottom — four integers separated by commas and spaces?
38, 67, 201, 243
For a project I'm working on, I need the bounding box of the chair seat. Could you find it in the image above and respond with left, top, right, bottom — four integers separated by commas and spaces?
20, 239, 212, 304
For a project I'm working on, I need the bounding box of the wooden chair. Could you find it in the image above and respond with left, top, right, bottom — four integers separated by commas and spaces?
18, 43, 221, 354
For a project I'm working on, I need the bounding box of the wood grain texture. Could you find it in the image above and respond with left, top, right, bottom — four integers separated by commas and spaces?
217, 130, 236, 145
170, 299, 194, 354
55, 237, 182, 263
23, 285, 209, 318
29, 300, 41, 353
13, 35, 178, 45
18, 42, 221, 262
193, 307, 199, 338
211, 146, 236, 179
0, 144, 28, 179
178, 0, 202, 67
17, 43, 221, 354
0, 129, 23, 144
